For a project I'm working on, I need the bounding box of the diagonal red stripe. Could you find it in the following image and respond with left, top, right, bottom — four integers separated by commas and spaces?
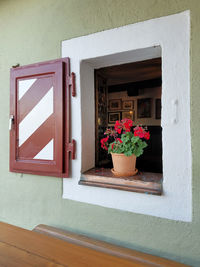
18, 114, 54, 159
18, 75, 53, 123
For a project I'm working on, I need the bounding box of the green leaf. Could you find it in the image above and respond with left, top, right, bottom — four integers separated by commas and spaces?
107, 131, 148, 157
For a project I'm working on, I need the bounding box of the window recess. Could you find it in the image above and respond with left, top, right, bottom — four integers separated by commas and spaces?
80, 58, 163, 195
10, 58, 76, 177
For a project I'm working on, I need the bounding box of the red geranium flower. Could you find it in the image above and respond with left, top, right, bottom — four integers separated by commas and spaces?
100, 137, 109, 150
114, 120, 122, 134
134, 126, 145, 138
144, 131, 150, 140
116, 138, 123, 143
121, 118, 133, 132
100, 119, 150, 156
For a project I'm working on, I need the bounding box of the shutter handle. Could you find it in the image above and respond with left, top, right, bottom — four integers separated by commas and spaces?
9, 115, 14, 130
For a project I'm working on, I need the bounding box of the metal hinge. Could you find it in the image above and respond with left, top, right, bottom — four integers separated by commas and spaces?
66, 139, 76, 160
12, 63, 20, 68
68, 72, 76, 97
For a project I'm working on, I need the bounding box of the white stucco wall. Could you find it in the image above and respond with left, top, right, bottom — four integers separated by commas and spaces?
62, 11, 192, 222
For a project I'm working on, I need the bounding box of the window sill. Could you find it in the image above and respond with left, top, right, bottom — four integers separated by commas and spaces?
79, 168, 162, 195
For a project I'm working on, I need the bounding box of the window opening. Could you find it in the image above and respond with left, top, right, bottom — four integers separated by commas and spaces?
95, 58, 162, 174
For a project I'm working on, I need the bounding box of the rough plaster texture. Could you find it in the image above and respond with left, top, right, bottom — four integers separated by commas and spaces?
0, 0, 199, 265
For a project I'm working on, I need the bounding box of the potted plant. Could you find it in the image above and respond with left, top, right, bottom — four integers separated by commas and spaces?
100, 119, 150, 177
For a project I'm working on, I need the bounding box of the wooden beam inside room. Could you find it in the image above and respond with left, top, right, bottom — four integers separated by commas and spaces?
96, 57, 161, 85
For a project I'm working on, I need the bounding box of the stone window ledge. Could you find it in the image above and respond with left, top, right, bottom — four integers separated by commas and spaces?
79, 168, 162, 195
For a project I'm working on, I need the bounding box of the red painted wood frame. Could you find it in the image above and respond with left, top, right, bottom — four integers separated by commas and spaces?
10, 58, 74, 177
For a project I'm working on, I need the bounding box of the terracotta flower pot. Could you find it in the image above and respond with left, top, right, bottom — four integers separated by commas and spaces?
111, 153, 138, 177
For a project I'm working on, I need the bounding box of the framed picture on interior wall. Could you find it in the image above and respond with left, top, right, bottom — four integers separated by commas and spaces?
122, 100, 134, 110
137, 98, 151, 118
109, 99, 121, 111
122, 111, 134, 121
108, 112, 121, 124
155, 99, 161, 119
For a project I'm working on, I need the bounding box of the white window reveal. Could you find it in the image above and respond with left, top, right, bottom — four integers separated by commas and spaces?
62, 11, 191, 222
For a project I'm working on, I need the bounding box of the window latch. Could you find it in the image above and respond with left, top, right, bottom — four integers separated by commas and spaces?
9, 115, 14, 130
66, 139, 76, 160
68, 72, 76, 97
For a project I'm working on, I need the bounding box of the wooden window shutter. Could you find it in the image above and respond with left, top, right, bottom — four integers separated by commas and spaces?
10, 58, 75, 177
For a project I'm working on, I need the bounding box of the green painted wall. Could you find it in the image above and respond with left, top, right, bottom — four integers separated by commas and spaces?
0, 0, 199, 265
